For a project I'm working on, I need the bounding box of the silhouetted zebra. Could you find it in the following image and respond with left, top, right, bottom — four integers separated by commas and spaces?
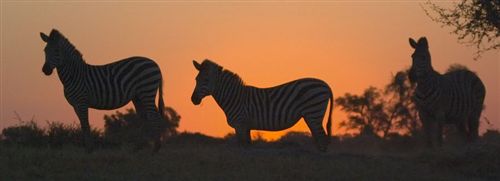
408, 37, 485, 146
191, 60, 333, 151
40, 29, 166, 152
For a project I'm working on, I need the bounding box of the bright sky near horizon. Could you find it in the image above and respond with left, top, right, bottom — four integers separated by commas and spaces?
1, 1, 498, 140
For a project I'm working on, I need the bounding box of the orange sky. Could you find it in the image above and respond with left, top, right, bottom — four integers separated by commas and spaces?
1, 1, 498, 140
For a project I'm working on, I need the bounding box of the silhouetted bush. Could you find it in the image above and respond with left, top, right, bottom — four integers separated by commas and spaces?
45, 121, 103, 148
482, 129, 500, 144
2, 121, 46, 147
277, 131, 311, 144
1, 120, 103, 149
165, 131, 223, 145
103, 107, 180, 147
46, 121, 78, 148
273, 131, 318, 149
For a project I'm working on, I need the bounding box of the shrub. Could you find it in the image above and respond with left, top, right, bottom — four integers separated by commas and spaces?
2, 120, 104, 149
103, 107, 180, 146
2, 121, 46, 147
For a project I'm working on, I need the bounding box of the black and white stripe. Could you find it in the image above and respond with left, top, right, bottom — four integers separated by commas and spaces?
409, 37, 485, 146
191, 60, 333, 151
40, 29, 165, 152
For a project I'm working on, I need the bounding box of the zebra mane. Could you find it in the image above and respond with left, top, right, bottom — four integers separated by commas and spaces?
50, 29, 85, 63
221, 68, 245, 86
201, 59, 244, 86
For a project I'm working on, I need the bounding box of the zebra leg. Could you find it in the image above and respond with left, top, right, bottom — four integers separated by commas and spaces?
73, 105, 93, 153
132, 99, 148, 151
137, 92, 164, 153
235, 126, 251, 147
456, 121, 469, 143
304, 116, 328, 152
420, 112, 433, 147
145, 110, 164, 153
436, 112, 445, 147
468, 110, 481, 142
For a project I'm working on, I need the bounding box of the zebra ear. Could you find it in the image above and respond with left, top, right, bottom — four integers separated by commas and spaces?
193, 60, 201, 71
40, 32, 49, 42
409, 38, 417, 49
418, 37, 429, 48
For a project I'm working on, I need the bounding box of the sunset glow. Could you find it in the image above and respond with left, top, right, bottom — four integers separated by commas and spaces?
1, 1, 498, 140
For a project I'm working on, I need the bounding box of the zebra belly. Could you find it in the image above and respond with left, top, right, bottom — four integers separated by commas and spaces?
250, 115, 302, 131
87, 89, 133, 110
89, 99, 131, 110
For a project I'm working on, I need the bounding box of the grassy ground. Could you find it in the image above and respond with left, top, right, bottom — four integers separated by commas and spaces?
1, 136, 499, 181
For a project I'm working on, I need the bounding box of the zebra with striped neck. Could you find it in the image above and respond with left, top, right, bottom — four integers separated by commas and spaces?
40, 29, 166, 152
191, 60, 333, 151
408, 37, 485, 146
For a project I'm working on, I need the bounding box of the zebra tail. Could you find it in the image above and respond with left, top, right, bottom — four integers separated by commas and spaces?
158, 78, 165, 120
327, 89, 333, 140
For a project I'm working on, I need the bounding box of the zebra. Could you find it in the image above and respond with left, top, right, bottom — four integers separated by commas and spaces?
408, 37, 486, 146
40, 29, 166, 152
191, 59, 333, 151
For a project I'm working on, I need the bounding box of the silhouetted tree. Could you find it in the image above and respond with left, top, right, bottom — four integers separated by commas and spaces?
423, 0, 500, 60
336, 69, 420, 138
335, 87, 391, 138
384, 69, 421, 136
104, 106, 180, 145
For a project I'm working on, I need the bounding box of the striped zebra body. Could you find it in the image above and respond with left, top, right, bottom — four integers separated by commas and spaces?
85, 58, 163, 110
191, 60, 333, 151
409, 37, 485, 146
40, 29, 165, 152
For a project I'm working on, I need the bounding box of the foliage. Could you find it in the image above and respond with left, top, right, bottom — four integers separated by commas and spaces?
103, 107, 181, 146
46, 121, 102, 148
2, 121, 46, 147
423, 0, 500, 60
482, 129, 500, 143
335, 69, 420, 138
1, 121, 102, 148
384, 69, 421, 136
1, 106, 181, 148
275, 131, 313, 147
335, 87, 390, 137
165, 131, 224, 145
103, 109, 143, 146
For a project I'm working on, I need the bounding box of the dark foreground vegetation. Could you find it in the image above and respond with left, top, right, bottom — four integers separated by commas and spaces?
1, 119, 499, 180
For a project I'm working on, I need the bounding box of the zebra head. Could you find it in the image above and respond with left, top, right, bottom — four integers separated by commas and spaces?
191, 60, 220, 105
40, 29, 65, 75
408, 37, 431, 83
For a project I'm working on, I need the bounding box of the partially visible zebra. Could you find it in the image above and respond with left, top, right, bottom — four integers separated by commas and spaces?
191, 60, 333, 151
408, 37, 485, 146
40, 29, 166, 152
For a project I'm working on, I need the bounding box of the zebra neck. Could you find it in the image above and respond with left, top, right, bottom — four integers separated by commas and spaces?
212, 73, 246, 114
415, 71, 440, 100
416, 70, 439, 86
56, 58, 88, 87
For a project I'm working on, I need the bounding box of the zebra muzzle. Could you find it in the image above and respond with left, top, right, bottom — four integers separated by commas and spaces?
191, 94, 202, 105
42, 63, 54, 75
